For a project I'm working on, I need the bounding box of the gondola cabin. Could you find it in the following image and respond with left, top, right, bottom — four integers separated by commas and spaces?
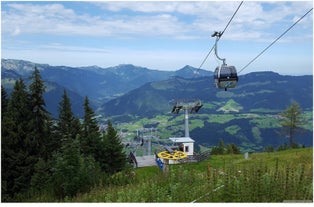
214, 65, 238, 91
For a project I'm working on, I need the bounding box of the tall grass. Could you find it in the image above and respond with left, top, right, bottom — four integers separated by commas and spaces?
73, 159, 312, 202
26, 148, 312, 202
72, 148, 312, 202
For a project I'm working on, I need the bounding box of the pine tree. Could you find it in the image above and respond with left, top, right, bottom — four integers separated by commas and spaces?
218, 138, 225, 155
30, 158, 50, 192
56, 90, 81, 146
1, 85, 8, 117
52, 137, 82, 198
82, 96, 99, 137
51, 137, 101, 198
81, 97, 102, 159
102, 120, 126, 174
1, 79, 34, 199
28, 67, 52, 160
226, 143, 241, 154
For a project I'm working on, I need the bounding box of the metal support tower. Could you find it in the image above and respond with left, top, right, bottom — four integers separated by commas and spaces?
184, 108, 189, 137
171, 99, 203, 137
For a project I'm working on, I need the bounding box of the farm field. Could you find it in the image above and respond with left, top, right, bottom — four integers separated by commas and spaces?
111, 106, 313, 153
71, 147, 313, 202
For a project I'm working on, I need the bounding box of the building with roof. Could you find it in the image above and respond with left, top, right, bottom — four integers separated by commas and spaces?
169, 137, 195, 156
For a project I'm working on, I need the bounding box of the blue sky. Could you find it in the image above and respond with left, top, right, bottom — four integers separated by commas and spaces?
1, 1, 313, 75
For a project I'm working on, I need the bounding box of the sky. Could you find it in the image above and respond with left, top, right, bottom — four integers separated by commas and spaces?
1, 0, 313, 75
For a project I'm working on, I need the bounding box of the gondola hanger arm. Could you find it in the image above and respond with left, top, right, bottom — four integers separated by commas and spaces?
212, 31, 226, 66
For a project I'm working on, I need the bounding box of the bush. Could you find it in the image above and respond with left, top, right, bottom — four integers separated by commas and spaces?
277, 142, 302, 151
264, 145, 274, 152
226, 143, 241, 154
277, 143, 289, 151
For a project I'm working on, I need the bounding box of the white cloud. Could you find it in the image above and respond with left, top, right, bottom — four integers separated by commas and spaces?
2, 2, 190, 38
2, 1, 312, 42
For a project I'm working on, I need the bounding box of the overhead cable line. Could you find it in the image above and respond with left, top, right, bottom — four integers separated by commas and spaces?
197, 1, 243, 70
179, 1, 243, 96
220, 1, 244, 38
238, 7, 313, 74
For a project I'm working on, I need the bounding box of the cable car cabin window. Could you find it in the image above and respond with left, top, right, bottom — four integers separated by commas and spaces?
214, 65, 238, 90
220, 66, 238, 80
214, 67, 219, 79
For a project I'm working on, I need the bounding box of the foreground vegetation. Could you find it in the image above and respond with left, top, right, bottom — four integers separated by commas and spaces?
1, 68, 127, 201
68, 147, 312, 202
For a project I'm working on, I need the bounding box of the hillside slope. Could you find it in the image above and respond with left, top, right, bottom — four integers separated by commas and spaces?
68, 148, 312, 202
102, 72, 313, 151
102, 72, 313, 116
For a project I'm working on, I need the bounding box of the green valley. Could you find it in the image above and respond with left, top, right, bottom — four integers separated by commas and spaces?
107, 101, 312, 153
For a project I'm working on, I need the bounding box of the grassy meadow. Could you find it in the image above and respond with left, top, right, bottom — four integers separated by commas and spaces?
68, 147, 313, 202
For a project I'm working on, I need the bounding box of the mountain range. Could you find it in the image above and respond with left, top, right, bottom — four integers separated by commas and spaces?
1, 59, 211, 117
1, 59, 313, 151
102, 72, 313, 116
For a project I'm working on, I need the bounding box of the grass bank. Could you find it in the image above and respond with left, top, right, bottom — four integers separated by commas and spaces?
71, 148, 312, 202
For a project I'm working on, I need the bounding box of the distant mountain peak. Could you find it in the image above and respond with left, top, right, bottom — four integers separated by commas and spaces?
115, 64, 146, 70
180, 65, 196, 71
244, 71, 281, 77
175, 65, 212, 78
78, 65, 104, 70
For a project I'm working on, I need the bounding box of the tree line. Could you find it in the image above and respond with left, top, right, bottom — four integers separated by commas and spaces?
1, 67, 127, 201
210, 139, 241, 155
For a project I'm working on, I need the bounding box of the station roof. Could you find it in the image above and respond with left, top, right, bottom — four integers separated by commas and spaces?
169, 137, 195, 143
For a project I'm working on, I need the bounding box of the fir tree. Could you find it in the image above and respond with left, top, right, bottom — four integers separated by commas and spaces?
226, 143, 241, 154
1, 79, 34, 200
52, 137, 82, 198
30, 158, 50, 192
82, 96, 99, 137
1, 85, 8, 117
218, 138, 225, 155
28, 67, 52, 159
51, 137, 101, 198
56, 90, 81, 146
102, 120, 126, 174
81, 96, 102, 160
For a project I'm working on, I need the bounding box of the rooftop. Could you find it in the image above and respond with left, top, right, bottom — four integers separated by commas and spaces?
169, 137, 195, 143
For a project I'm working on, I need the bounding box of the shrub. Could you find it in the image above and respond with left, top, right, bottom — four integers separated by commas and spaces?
264, 145, 274, 152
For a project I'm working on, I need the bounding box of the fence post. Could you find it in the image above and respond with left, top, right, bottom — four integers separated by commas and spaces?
207, 163, 211, 180
244, 152, 249, 160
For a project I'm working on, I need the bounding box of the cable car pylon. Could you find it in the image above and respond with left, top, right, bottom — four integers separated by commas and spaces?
171, 99, 203, 137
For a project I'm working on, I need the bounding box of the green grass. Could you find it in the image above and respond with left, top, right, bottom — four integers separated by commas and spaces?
250, 108, 281, 113
198, 144, 211, 153
302, 111, 313, 131
217, 99, 243, 113
249, 115, 281, 128
70, 147, 312, 202
252, 127, 262, 143
225, 125, 241, 135
207, 114, 236, 124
